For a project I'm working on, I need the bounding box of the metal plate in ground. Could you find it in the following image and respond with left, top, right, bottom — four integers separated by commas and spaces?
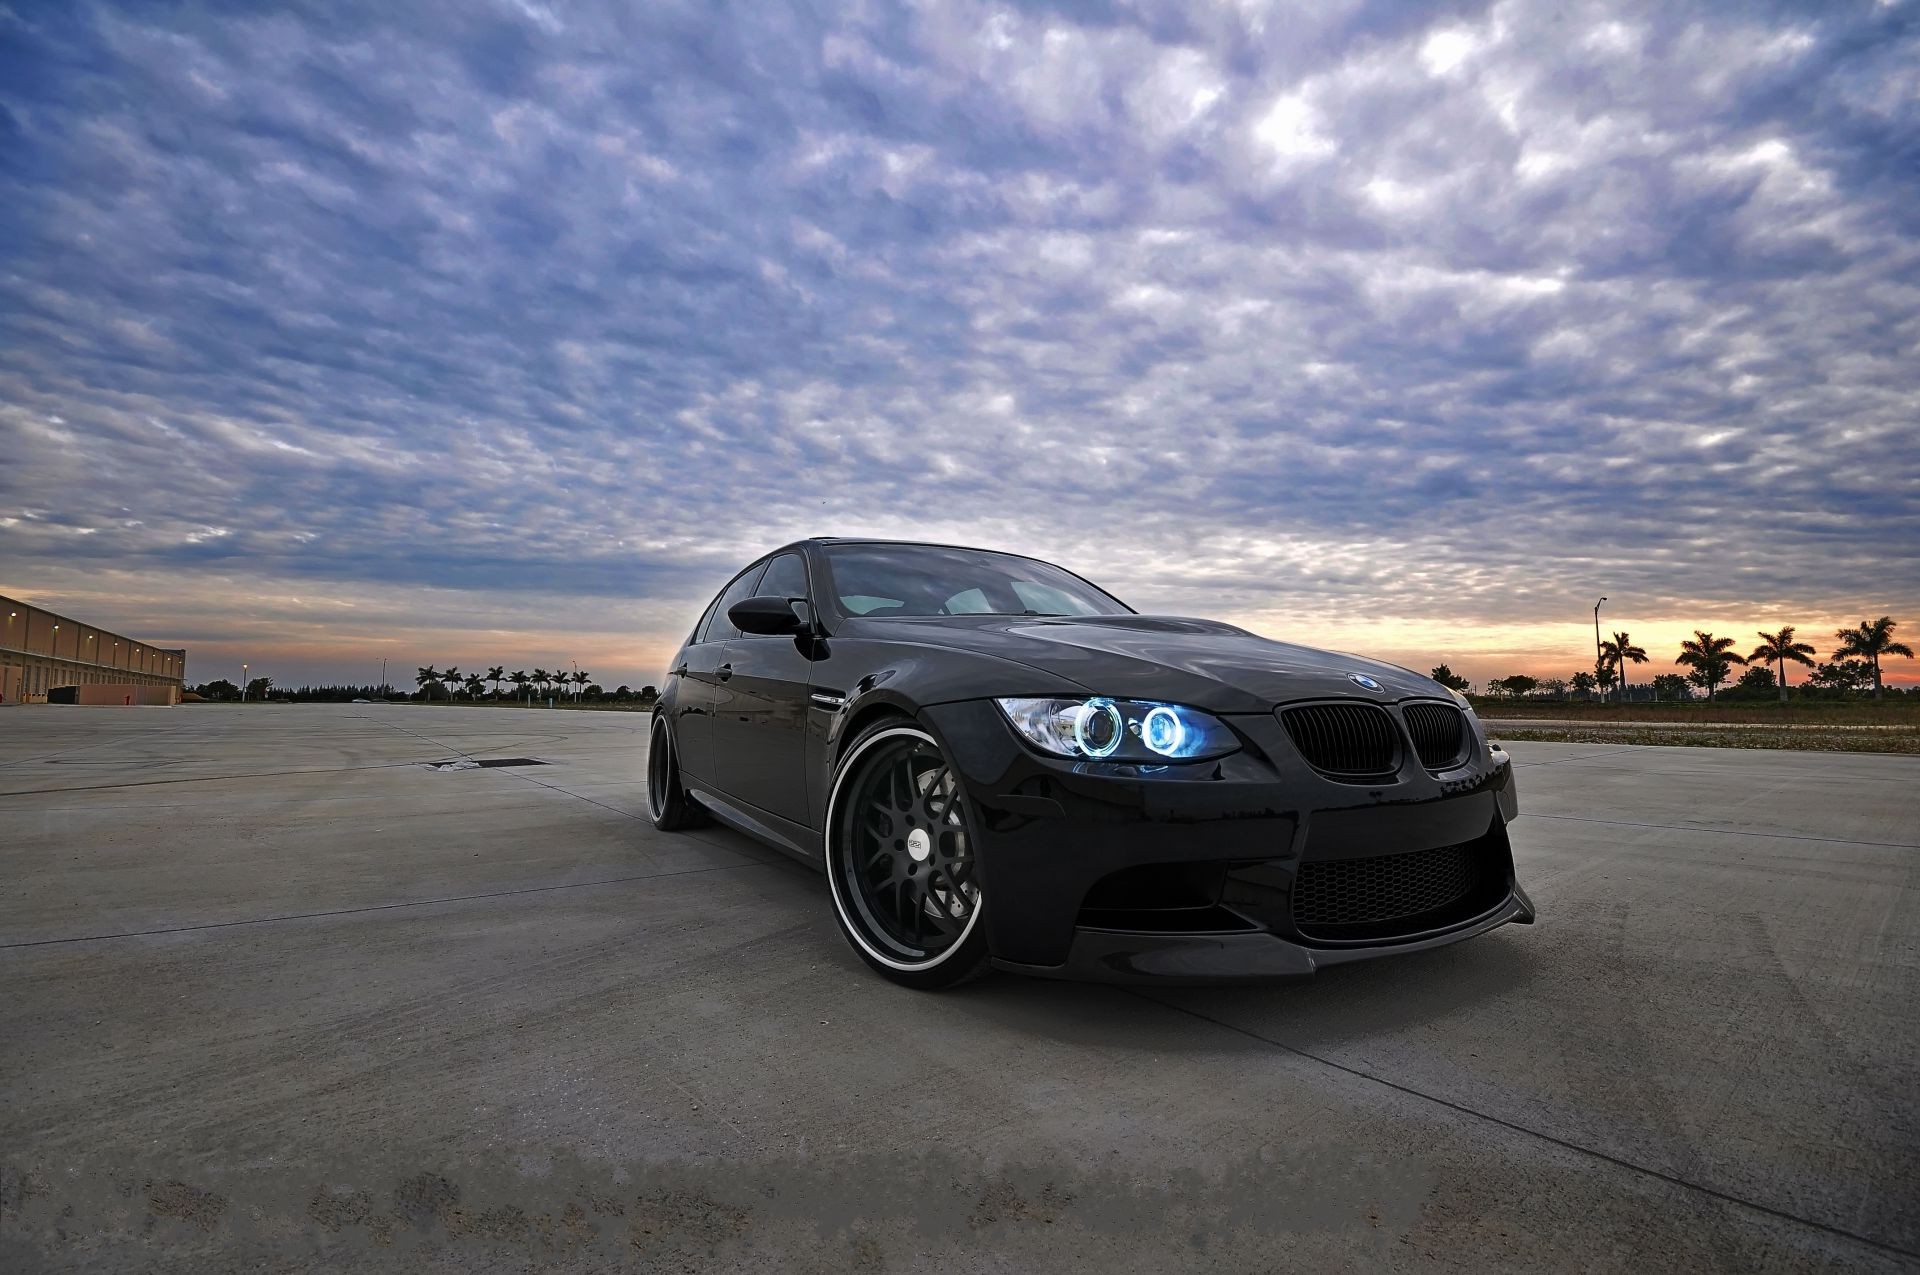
426, 757, 547, 771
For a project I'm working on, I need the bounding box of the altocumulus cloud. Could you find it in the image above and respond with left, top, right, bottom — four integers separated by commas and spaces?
2, 0, 1917, 686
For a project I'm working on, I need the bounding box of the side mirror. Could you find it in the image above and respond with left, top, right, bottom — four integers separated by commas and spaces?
730, 595, 806, 636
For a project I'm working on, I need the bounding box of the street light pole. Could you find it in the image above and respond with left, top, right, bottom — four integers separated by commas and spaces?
242, 663, 249, 703
1592, 599, 1607, 703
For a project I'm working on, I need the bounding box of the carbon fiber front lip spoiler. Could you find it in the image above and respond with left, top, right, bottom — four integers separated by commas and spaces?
990, 885, 1534, 985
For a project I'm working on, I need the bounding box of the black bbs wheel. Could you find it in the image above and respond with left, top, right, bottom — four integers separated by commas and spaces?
647, 714, 709, 831
825, 721, 989, 989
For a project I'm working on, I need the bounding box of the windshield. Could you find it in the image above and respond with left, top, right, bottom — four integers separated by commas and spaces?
820, 544, 1130, 619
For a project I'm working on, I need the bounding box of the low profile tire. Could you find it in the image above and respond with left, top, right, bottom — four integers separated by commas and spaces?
646, 714, 709, 831
825, 720, 990, 989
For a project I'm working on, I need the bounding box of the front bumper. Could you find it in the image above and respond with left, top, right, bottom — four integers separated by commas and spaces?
919, 698, 1531, 983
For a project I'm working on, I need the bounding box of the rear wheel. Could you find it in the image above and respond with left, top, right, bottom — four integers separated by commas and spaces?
825, 721, 989, 989
647, 713, 709, 831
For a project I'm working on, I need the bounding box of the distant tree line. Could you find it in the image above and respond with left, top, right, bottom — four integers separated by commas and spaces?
186, 617, 1915, 710
405, 665, 656, 707
190, 674, 659, 707
189, 677, 276, 701
1435, 615, 1914, 704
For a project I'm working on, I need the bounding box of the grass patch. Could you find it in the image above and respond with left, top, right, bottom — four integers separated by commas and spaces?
1474, 700, 1917, 726
1490, 724, 1920, 755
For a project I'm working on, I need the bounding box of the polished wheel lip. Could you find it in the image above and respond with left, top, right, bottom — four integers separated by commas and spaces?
825, 725, 986, 972
645, 716, 671, 821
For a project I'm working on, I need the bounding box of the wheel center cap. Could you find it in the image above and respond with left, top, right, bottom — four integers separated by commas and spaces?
906, 828, 932, 862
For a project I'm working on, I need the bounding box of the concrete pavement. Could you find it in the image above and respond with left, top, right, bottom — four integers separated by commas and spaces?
2, 706, 1915, 1271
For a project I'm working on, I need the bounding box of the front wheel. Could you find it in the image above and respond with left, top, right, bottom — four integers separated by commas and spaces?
824, 721, 990, 989
646, 713, 709, 831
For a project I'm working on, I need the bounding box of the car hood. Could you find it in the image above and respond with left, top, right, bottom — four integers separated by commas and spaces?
861, 614, 1449, 713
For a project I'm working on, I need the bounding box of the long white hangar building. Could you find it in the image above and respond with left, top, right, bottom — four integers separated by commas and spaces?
1, 594, 186, 705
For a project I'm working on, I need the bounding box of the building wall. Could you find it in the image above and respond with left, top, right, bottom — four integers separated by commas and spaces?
73, 684, 181, 706
0, 594, 186, 705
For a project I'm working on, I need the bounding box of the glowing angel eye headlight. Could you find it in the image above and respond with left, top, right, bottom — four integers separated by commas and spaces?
1072, 698, 1125, 757
995, 697, 1237, 763
1141, 706, 1185, 754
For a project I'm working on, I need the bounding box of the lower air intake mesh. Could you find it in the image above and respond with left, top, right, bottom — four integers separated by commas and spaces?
1292, 843, 1477, 930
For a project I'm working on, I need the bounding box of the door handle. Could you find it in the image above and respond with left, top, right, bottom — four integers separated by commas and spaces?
716, 663, 733, 682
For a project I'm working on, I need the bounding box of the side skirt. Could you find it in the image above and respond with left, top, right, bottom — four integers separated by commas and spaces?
685, 785, 825, 868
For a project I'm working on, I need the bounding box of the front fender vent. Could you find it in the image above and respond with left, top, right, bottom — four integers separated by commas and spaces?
1402, 702, 1468, 770
1278, 703, 1399, 779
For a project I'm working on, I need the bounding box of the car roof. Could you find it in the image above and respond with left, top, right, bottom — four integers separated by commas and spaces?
780, 536, 1046, 559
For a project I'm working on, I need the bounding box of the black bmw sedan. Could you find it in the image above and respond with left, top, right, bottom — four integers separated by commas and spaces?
649, 538, 1533, 989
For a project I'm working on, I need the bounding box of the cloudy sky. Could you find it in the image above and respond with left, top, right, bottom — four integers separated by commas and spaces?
3, 0, 1917, 691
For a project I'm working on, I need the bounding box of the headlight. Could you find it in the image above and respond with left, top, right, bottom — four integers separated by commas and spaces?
995, 697, 1239, 762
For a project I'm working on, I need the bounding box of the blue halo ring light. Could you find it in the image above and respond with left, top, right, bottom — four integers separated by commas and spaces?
1073, 698, 1125, 758
1141, 705, 1186, 756
994, 697, 1239, 764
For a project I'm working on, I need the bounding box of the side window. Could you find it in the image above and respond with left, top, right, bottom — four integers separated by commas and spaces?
697, 563, 769, 645
756, 553, 809, 603
690, 596, 723, 645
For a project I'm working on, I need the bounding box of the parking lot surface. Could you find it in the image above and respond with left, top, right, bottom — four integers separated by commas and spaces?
2, 705, 1916, 1271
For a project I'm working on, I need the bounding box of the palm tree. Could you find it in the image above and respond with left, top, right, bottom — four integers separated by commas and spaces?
1747, 627, 1817, 704
486, 666, 506, 699
416, 666, 443, 700
1676, 631, 1747, 701
1598, 631, 1649, 704
531, 668, 551, 702
508, 670, 531, 704
572, 670, 591, 702
1834, 616, 1914, 702
463, 673, 486, 701
443, 666, 462, 700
